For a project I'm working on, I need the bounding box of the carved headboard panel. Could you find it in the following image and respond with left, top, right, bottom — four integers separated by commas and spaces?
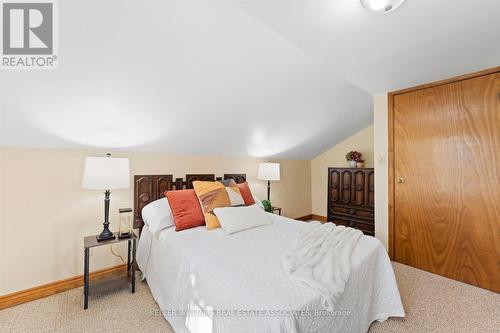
223, 174, 247, 184
185, 174, 215, 189
133, 175, 173, 229
134, 173, 246, 231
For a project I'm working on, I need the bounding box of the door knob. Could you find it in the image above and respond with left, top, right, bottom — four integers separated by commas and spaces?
396, 177, 406, 183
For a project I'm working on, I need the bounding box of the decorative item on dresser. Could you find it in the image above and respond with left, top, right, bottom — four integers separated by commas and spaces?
345, 150, 364, 168
133, 173, 247, 232
327, 167, 374, 236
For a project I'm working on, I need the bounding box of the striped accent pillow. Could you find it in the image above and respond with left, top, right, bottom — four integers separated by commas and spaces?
223, 179, 245, 207
192, 180, 244, 230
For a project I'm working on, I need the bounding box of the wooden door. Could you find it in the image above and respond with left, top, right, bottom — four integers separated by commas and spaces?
393, 71, 500, 292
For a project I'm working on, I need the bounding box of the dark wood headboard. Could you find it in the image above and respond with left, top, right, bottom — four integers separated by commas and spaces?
133, 173, 247, 231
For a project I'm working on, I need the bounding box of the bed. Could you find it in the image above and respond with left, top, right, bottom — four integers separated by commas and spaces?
134, 174, 404, 333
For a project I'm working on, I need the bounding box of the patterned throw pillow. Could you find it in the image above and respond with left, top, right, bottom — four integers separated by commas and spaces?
223, 179, 245, 207
192, 180, 244, 230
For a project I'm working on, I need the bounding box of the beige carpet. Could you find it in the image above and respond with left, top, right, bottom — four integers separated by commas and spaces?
0, 263, 498, 333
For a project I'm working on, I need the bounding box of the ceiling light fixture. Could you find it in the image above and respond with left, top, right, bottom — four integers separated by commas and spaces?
360, 0, 406, 15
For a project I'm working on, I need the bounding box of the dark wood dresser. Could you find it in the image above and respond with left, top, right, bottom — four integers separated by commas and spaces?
327, 167, 374, 236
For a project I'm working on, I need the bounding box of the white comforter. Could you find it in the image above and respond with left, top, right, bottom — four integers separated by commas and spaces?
282, 222, 363, 310
137, 214, 404, 333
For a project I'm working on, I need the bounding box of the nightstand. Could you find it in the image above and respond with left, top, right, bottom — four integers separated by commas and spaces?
83, 231, 137, 309
271, 206, 282, 215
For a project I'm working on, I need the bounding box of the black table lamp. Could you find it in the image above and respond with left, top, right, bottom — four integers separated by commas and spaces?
82, 154, 130, 241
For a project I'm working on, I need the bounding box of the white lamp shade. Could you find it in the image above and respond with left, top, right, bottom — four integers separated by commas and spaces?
257, 162, 280, 181
82, 156, 130, 190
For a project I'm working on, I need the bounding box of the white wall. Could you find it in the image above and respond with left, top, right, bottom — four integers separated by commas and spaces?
0, 154, 4, 294
0, 147, 311, 295
310, 125, 374, 217
310, 115, 388, 251
373, 94, 389, 250
0, 103, 389, 294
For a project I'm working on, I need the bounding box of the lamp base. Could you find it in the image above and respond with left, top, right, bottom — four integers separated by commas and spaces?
96, 230, 115, 242
97, 190, 115, 241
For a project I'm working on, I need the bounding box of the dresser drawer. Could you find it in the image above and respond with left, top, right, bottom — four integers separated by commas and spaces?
330, 215, 374, 236
331, 206, 374, 220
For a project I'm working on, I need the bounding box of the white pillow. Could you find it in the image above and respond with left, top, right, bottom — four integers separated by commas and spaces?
141, 198, 174, 233
214, 204, 273, 234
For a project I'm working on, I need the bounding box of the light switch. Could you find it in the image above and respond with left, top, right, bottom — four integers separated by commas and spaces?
378, 154, 386, 165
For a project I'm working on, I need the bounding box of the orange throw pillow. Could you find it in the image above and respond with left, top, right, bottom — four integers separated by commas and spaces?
192, 181, 231, 230
237, 182, 255, 206
165, 189, 205, 232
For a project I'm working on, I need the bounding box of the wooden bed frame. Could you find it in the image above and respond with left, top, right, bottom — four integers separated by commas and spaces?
133, 173, 247, 231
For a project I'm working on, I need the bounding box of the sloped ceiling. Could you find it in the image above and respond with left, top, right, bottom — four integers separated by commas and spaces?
235, 0, 500, 94
1, 0, 499, 159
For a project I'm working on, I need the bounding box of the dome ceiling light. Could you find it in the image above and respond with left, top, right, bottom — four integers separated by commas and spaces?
360, 0, 406, 15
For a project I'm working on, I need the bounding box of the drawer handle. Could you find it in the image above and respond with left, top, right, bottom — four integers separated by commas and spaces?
349, 209, 356, 215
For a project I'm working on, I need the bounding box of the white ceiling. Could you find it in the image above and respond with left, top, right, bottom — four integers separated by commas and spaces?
235, 0, 500, 94
1, 0, 499, 159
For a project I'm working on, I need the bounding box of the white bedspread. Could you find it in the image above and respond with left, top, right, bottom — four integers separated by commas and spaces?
282, 222, 363, 310
137, 214, 404, 333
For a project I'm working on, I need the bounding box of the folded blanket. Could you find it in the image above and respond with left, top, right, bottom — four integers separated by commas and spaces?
282, 221, 363, 310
